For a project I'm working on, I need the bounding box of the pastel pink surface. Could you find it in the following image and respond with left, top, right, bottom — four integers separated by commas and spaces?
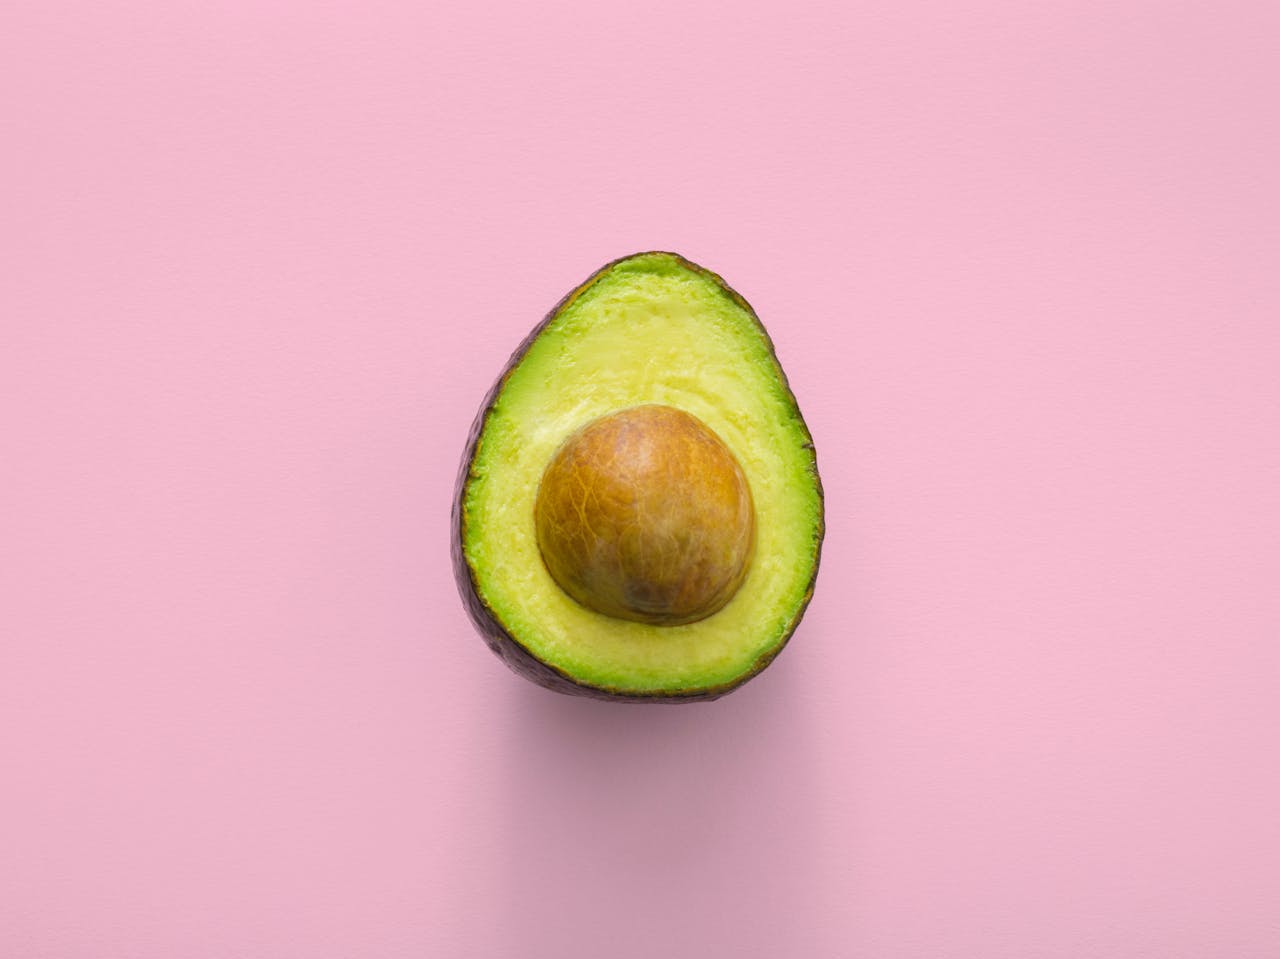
3, 1, 1278, 956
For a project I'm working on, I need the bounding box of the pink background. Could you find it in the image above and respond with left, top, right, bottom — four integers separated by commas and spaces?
4, 1, 1279, 956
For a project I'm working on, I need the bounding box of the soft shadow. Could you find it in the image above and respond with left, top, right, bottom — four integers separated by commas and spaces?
493, 658, 823, 956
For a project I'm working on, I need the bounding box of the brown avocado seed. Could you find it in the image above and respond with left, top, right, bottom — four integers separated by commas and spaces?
534, 405, 756, 626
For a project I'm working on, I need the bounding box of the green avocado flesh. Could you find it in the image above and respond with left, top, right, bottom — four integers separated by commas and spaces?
460, 252, 822, 697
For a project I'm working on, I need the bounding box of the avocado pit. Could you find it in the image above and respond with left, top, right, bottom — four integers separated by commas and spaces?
534, 405, 756, 626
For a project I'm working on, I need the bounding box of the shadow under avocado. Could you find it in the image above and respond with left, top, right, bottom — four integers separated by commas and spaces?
493, 656, 823, 952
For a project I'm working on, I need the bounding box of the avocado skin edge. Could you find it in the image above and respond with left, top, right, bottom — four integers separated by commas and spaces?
450, 252, 825, 703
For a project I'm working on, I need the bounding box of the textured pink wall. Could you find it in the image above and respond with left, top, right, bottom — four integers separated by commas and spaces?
4, 2, 1279, 956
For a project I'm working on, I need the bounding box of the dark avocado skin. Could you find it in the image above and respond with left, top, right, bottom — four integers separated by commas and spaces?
450, 252, 825, 703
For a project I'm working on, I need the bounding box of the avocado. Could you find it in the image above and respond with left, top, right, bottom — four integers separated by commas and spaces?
451, 252, 824, 702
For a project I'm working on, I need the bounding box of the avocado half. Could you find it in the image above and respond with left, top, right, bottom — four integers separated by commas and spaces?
451, 252, 824, 702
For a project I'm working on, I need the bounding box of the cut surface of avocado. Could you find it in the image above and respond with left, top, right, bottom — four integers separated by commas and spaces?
453, 252, 823, 701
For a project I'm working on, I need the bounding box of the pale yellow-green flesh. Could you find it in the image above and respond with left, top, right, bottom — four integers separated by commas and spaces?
463, 254, 822, 694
